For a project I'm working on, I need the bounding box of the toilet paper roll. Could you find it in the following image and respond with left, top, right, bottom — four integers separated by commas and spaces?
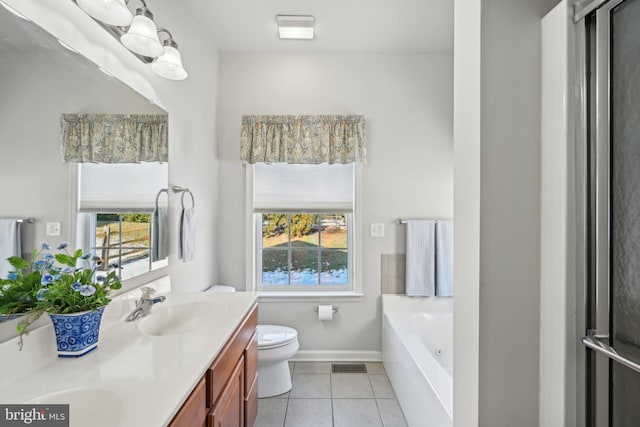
318, 305, 333, 321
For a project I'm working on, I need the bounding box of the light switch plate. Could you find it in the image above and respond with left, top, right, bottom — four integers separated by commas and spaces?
370, 223, 385, 237
46, 222, 61, 236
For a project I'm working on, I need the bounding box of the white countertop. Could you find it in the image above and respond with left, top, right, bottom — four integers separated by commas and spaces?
0, 290, 257, 427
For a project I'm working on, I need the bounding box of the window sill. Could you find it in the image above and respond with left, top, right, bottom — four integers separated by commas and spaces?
257, 291, 364, 303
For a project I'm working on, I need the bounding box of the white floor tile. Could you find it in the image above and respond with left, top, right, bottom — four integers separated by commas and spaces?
333, 399, 383, 427
331, 373, 374, 398
255, 399, 287, 427
377, 399, 408, 427
290, 374, 332, 398
284, 399, 333, 427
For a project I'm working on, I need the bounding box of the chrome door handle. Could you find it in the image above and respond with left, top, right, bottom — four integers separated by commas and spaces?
581, 333, 640, 374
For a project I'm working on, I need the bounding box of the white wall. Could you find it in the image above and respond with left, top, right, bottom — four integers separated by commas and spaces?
540, 2, 579, 426
4, 0, 220, 293
454, 0, 562, 425
453, 0, 481, 424
0, 49, 162, 252
217, 52, 453, 354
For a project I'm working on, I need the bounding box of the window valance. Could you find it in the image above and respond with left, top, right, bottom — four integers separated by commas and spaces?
61, 114, 168, 163
240, 115, 366, 164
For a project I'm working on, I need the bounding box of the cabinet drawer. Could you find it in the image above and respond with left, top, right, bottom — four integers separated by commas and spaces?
244, 330, 258, 395
168, 376, 207, 427
208, 305, 257, 407
245, 376, 258, 427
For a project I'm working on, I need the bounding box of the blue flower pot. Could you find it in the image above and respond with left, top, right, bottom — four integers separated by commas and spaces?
49, 306, 105, 358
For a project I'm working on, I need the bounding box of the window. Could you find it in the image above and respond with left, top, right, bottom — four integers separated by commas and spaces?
77, 163, 168, 282
252, 163, 357, 292
260, 213, 351, 287
90, 212, 156, 281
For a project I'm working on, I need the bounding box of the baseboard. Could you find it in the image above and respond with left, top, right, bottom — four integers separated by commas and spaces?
291, 350, 381, 362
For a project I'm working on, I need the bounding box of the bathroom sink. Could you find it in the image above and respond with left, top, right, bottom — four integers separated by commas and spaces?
30, 388, 123, 427
138, 302, 215, 336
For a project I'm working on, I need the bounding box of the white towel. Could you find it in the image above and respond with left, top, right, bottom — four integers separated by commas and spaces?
180, 208, 196, 262
152, 207, 169, 261
435, 220, 454, 297
0, 219, 21, 279
405, 220, 436, 297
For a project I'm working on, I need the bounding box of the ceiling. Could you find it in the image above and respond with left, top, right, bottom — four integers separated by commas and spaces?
184, 0, 453, 53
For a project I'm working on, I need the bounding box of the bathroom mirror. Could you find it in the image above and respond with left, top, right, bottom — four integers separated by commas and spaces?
0, 5, 168, 303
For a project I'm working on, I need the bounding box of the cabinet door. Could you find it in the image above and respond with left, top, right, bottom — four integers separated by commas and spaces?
245, 376, 258, 427
168, 376, 207, 427
209, 356, 245, 427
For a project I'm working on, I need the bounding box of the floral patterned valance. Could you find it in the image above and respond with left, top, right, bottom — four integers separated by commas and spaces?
61, 114, 168, 163
240, 115, 366, 164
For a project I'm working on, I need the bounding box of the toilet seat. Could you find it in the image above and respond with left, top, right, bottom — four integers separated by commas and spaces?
258, 325, 298, 350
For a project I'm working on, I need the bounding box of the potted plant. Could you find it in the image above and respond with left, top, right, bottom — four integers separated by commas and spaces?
0, 245, 49, 322
9, 242, 122, 356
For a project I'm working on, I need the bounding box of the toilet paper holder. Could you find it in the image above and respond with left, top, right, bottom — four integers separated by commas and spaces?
313, 305, 338, 314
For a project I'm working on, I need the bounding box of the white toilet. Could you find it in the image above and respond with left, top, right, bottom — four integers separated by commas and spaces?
205, 286, 299, 398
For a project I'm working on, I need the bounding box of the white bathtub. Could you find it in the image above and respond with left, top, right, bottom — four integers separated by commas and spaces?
382, 295, 453, 427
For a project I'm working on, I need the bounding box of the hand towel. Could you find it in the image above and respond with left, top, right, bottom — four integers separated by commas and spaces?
0, 219, 21, 279
152, 207, 169, 261
180, 208, 196, 262
435, 220, 454, 297
405, 220, 436, 297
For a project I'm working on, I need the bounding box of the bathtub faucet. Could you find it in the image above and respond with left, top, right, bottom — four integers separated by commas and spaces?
125, 287, 166, 322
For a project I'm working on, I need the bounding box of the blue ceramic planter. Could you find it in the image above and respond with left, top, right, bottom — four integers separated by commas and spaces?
49, 306, 105, 358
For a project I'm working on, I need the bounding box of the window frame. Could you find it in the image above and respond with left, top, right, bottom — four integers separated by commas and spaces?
245, 164, 364, 300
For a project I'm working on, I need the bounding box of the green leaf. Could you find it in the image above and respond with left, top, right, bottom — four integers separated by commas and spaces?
73, 249, 83, 258
55, 253, 75, 267
7, 257, 28, 270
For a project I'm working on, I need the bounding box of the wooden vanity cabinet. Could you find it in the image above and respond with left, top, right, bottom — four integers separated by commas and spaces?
244, 331, 258, 427
167, 376, 207, 427
208, 304, 258, 427
209, 356, 244, 427
168, 304, 258, 427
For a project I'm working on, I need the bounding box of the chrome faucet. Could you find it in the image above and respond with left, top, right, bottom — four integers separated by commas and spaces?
125, 287, 166, 322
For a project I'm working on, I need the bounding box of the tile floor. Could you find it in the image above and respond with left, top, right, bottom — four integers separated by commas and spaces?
255, 362, 408, 427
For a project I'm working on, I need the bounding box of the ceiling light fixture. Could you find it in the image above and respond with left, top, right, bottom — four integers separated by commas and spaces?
76, 0, 133, 27
120, 0, 164, 57
276, 15, 315, 40
151, 28, 188, 80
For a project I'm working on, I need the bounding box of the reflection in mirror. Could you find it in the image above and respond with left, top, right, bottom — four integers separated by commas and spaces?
0, 7, 168, 287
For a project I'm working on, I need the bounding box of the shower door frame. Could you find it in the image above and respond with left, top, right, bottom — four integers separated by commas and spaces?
577, 0, 640, 425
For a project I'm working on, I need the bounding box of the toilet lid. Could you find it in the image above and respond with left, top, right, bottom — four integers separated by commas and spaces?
257, 325, 298, 349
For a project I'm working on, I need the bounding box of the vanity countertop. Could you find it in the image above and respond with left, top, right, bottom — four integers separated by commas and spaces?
0, 290, 257, 427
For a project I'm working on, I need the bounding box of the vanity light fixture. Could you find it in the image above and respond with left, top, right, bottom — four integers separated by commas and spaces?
120, 0, 164, 57
151, 29, 188, 80
72, 0, 187, 80
276, 15, 315, 40
76, 0, 133, 27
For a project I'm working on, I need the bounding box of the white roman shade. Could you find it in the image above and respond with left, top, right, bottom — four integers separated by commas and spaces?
253, 163, 354, 213
79, 162, 168, 212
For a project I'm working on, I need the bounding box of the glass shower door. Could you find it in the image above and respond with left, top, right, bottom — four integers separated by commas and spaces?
582, 0, 640, 425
